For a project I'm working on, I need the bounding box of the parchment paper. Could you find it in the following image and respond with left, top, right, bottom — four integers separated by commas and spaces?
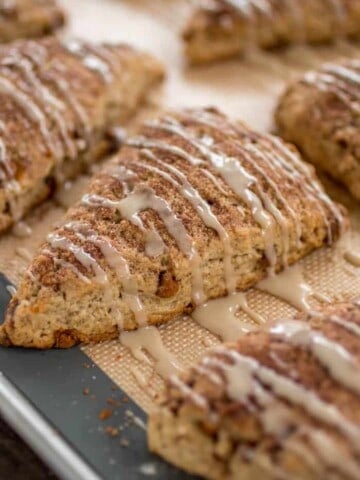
0, 0, 359, 413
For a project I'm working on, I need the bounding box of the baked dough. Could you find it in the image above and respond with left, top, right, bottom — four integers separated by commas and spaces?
275, 59, 360, 201
0, 0, 65, 42
1, 107, 346, 348
149, 300, 360, 480
183, 0, 360, 64
0, 37, 164, 233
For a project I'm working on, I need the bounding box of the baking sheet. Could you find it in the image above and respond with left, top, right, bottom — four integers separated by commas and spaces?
0, 0, 360, 477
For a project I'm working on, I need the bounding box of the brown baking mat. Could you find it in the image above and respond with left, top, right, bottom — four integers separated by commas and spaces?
1, 0, 360, 414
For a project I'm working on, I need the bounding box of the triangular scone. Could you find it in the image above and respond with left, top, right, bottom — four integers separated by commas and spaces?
1, 107, 346, 349
276, 59, 360, 201
0, 37, 164, 233
149, 300, 360, 480
183, 0, 360, 64
0, 0, 65, 42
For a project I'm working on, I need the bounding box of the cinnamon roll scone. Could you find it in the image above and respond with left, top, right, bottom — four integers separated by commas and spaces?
276, 58, 360, 201
1, 107, 346, 349
183, 0, 360, 64
148, 301, 360, 480
0, 0, 65, 42
0, 37, 164, 234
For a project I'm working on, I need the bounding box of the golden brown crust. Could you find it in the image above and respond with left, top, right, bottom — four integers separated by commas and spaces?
0, 37, 164, 233
183, 0, 360, 64
275, 58, 360, 201
1, 107, 346, 349
149, 301, 360, 480
0, 0, 65, 42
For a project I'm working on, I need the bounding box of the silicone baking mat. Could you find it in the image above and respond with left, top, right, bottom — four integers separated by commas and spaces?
0, 0, 360, 478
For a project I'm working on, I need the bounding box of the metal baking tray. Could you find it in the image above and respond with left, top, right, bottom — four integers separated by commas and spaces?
0, 274, 193, 480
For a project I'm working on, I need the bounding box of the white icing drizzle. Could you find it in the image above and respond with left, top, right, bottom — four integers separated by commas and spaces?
0, 74, 58, 157
63, 221, 146, 327
103, 164, 137, 192
214, 347, 360, 451
123, 111, 343, 320
307, 429, 360, 479
83, 182, 205, 306
42, 248, 91, 284
201, 168, 229, 196
62, 39, 113, 83
138, 118, 282, 273
247, 127, 344, 244
344, 250, 360, 267
220, 0, 271, 50
270, 320, 360, 394
168, 321, 360, 477
1, 54, 77, 160
120, 326, 184, 379
257, 263, 313, 311
200, 353, 358, 477
169, 374, 209, 410
47, 66, 91, 138
12, 220, 32, 238
192, 292, 264, 341
19, 41, 91, 137
137, 148, 236, 293
303, 62, 360, 124
47, 232, 108, 285
303, 69, 360, 116
0, 120, 10, 180
240, 121, 343, 245
121, 186, 205, 305
224, 0, 272, 17
187, 113, 304, 251
328, 314, 360, 337
243, 142, 294, 262
130, 366, 148, 389
15, 247, 32, 262
84, 191, 163, 258
82, 55, 113, 83
221, 0, 347, 47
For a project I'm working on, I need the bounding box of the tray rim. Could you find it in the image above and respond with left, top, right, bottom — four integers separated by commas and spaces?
0, 371, 101, 480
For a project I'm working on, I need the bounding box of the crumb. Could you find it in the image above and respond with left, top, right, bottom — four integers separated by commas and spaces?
83, 363, 90, 369
83, 388, 90, 396
99, 408, 112, 420
122, 396, 129, 403
107, 397, 119, 406
120, 438, 129, 447
111, 385, 118, 391
105, 426, 119, 437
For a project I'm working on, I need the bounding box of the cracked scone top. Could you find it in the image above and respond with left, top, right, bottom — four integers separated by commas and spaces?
276, 58, 360, 201
0, 36, 164, 233
183, 0, 360, 64
1, 107, 346, 348
0, 0, 65, 42
148, 301, 360, 480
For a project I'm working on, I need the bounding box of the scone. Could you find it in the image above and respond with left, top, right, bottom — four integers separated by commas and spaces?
183, 0, 360, 64
0, 37, 164, 233
0, 0, 65, 42
275, 59, 360, 201
149, 300, 360, 480
1, 107, 346, 349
